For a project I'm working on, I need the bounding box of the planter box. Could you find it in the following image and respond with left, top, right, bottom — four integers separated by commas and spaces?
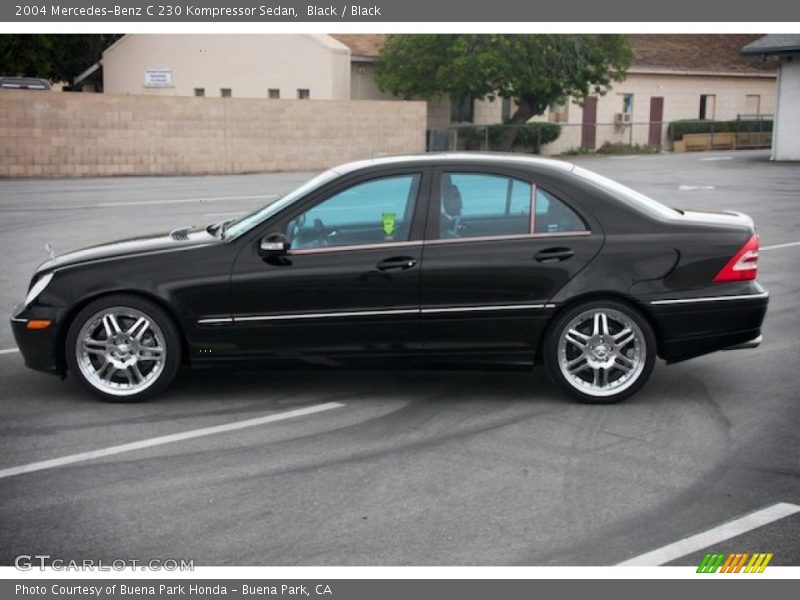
682, 132, 736, 152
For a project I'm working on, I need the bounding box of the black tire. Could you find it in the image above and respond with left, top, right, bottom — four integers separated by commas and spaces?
65, 294, 182, 402
544, 299, 656, 404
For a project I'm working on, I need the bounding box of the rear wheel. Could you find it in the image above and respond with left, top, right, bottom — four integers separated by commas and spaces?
544, 300, 656, 404
65, 294, 181, 402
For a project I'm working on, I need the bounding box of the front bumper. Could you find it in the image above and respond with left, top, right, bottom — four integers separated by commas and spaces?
648, 282, 769, 362
10, 303, 67, 375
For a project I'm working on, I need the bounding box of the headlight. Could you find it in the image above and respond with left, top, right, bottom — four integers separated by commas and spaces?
25, 272, 53, 307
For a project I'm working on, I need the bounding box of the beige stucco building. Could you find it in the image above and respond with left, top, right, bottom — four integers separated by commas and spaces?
334, 35, 777, 154
97, 34, 351, 100
81, 34, 777, 154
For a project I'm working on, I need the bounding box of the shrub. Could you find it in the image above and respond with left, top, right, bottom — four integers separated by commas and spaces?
669, 119, 773, 142
453, 122, 562, 153
561, 146, 594, 156
595, 142, 661, 155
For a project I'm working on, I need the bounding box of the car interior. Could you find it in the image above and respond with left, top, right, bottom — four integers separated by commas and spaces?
285, 174, 421, 249
283, 172, 586, 250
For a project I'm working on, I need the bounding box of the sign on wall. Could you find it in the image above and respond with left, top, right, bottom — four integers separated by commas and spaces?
144, 68, 172, 87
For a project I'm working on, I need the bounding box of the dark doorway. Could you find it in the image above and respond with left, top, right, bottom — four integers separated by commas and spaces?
648, 97, 664, 146
581, 97, 597, 149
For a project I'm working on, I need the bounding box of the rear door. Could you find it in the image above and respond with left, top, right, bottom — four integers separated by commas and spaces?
420, 167, 604, 355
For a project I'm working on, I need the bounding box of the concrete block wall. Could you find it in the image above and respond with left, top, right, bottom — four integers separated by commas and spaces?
0, 90, 427, 178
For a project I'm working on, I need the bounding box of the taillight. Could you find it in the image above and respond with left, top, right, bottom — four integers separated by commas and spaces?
713, 234, 759, 282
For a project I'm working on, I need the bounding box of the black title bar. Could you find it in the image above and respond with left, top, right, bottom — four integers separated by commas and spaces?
4, 0, 800, 22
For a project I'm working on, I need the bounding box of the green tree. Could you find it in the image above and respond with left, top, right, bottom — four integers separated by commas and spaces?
375, 34, 633, 149
0, 34, 121, 85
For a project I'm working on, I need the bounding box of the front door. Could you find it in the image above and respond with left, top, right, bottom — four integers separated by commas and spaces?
420, 169, 603, 356
229, 171, 428, 359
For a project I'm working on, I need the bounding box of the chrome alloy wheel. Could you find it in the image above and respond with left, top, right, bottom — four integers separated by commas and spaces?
557, 307, 646, 398
75, 307, 166, 397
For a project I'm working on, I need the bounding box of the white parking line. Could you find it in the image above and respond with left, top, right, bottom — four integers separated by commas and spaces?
617, 502, 800, 566
678, 185, 716, 191
97, 194, 277, 208
0, 348, 19, 355
762, 240, 800, 251
699, 156, 734, 161
0, 402, 345, 480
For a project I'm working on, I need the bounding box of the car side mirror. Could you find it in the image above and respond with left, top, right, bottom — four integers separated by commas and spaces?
259, 233, 291, 255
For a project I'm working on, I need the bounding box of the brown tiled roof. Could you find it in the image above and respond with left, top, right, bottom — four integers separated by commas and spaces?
330, 34, 386, 58
331, 34, 776, 74
628, 34, 776, 74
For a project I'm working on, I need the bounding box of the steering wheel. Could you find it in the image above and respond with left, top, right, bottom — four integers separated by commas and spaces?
312, 218, 340, 246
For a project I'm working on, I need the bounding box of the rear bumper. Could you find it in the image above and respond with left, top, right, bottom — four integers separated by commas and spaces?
648, 283, 769, 363
722, 334, 762, 351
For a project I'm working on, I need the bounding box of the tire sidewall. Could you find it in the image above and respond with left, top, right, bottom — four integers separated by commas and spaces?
544, 299, 656, 404
65, 294, 182, 402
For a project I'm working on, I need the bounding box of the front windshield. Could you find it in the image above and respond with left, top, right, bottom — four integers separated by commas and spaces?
571, 165, 679, 220
223, 169, 340, 239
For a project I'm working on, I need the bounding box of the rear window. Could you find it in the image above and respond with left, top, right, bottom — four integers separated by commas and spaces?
572, 165, 679, 220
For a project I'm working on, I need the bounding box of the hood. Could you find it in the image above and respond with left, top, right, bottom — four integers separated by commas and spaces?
37, 226, 220, 273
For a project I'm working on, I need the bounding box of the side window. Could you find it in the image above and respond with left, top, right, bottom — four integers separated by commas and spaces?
439, 173, 531, 239
534, 188, 587, 233
287, 174, 420, 250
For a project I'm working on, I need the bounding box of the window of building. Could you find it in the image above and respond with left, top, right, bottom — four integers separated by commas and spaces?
621, 94, 634, 115
450, 94, 475, 123
286, 174, 420, 249
297, 89, 310, 100
548, 99, 569, 123
501, 97, 512, 122
194, 88, 205, 97
699, 94, 716, 119
268, 88, 280, 99
438, 173, 531, 239
220, 88, 232, 98
745, 94, 761, 116
534, 188, 587, 234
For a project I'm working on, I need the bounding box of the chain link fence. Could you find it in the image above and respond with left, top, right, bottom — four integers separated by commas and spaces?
427, 115, 773, 156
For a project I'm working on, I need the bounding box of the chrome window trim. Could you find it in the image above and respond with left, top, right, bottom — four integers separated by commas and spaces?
425, 230, 592, 246
282, 231, 592, 256
650, 291, 769, 305
288, 240, 423, 256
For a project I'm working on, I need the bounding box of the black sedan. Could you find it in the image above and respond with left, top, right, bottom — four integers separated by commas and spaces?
11, 154, 768, 403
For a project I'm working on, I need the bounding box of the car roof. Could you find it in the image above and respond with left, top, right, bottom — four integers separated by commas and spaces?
332, 153, 576, 175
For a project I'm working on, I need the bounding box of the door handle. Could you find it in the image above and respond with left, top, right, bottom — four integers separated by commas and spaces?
376, 256, 417, 271
534, 247, 574, 262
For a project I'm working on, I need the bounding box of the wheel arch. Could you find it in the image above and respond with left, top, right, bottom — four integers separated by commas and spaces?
536, 291, 663, 363
56, 289, 191, 377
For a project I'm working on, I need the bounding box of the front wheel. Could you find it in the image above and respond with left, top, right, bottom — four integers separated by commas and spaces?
544, 300, 656, 404
65, 294, 182, 402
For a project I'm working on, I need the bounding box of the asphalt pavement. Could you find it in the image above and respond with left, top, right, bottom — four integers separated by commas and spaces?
0, 150, 798, 566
